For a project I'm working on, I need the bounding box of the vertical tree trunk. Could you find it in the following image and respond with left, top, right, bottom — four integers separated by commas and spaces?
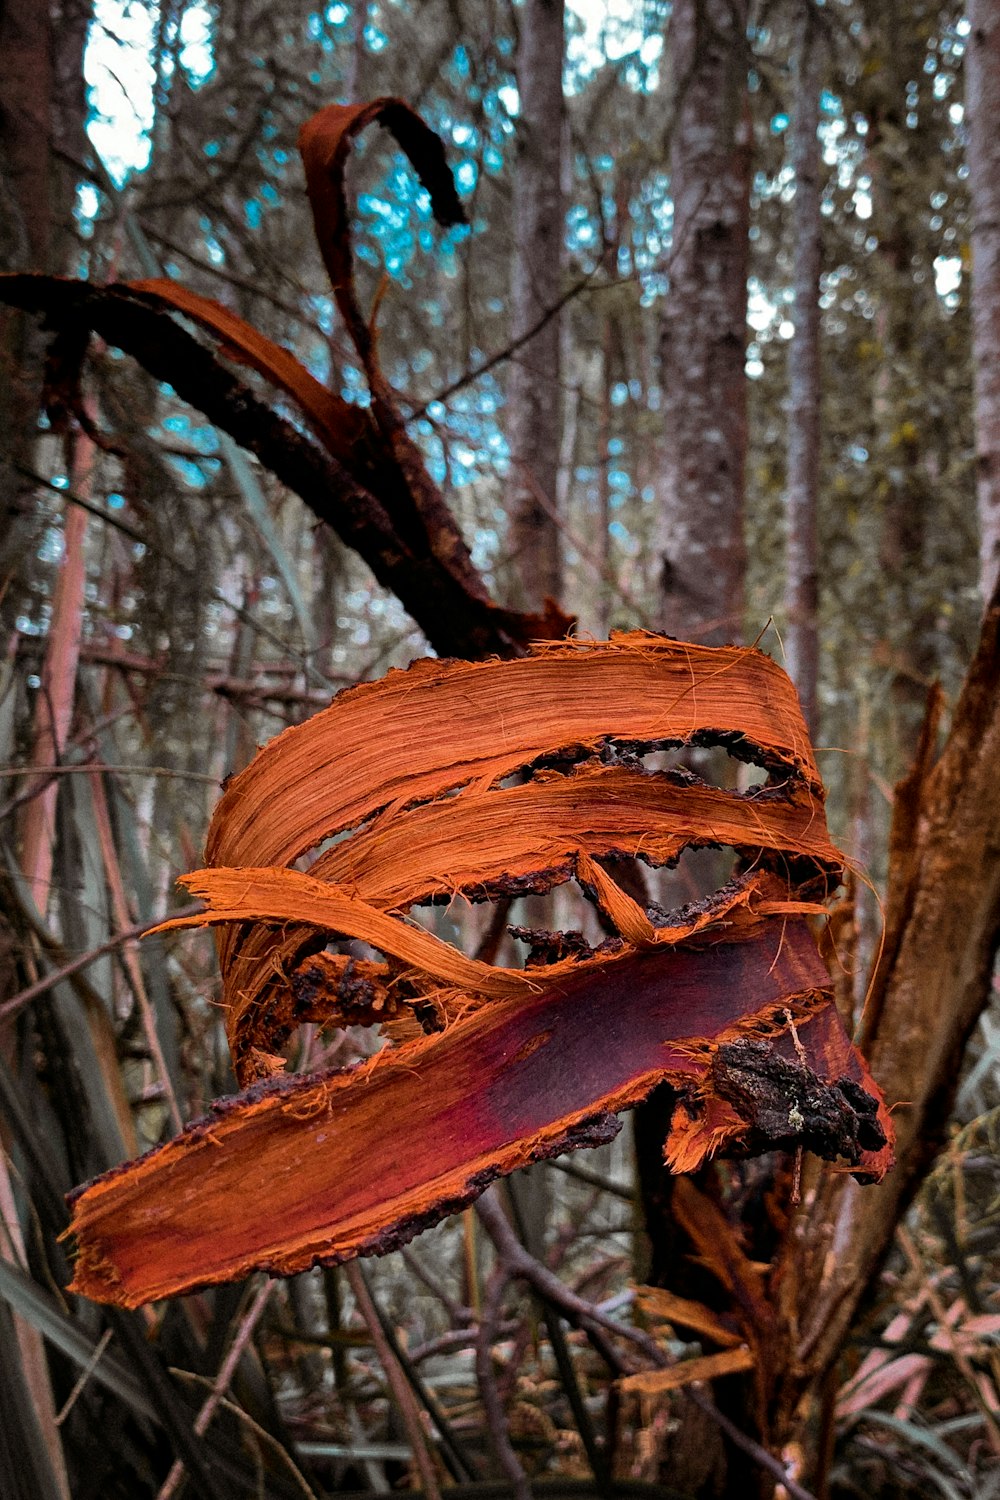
507, 0, 565, 611
0, 0, 90, 610
657, 0, 751, 644
639, 6, 756, 1490
785, 4, 823, 736
968, 0, 1000, 604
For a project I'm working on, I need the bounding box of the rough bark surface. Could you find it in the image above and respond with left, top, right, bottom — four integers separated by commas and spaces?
657, 0, 751, 644
784, 6, 823, 736
968, 0, 1000, 603
774, 591, 1000, 1452
508, 0, 565, 609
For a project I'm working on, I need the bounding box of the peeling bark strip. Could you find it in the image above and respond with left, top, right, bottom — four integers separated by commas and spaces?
193, 631, 831, 1076
66, 634, 892, 1305
68, 920, 886, 1308
0, 97, 571, 660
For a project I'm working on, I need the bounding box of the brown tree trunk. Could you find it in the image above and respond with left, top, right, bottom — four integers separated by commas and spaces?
777, 586, 1000, 1484
639, 4, 756, 1489
507, 0, 564, 611
968, 0, 1000, 604
0, 0, 90, 611
785, 5, 823, 737
657, 0, 751, 645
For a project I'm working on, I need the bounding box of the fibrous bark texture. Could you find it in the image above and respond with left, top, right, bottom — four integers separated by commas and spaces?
658, 0, 751, 643
66, 633, 892, 1307
968, 0, 1000, 603
508, 0, 565, 609
774, 590, 1000, 1429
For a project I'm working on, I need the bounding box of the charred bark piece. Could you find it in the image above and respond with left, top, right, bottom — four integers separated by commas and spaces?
708, 1038, 887, 1165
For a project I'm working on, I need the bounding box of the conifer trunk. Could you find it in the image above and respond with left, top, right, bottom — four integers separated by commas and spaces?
507, 0, 565, 611
785, 6, 823, 737
657, 0, 751, 644
968, 0, 1000, 603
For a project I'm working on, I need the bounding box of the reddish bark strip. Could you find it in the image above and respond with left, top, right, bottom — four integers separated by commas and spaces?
67, 918, 885, 1308
64, 632, 893, 1308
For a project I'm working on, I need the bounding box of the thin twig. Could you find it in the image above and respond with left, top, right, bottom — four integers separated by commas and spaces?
0, 902, 203, 1025
474, 1190, 818, 1500
409, 269, 604, 419
157, 1278, 276, 1500
475, 1260, 532, 1500
345, 1263, 443, 1500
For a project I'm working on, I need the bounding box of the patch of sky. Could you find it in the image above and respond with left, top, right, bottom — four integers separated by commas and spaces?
244, 199, 262, 230
364, 23, 389, 52
471, 529, 500, 569
179, 6, 213, 85
261, 182, 279, 205
167, 455, 214, 488
85, 0, 155, 180
425, 446, 447, 486
483, 144, 505, 176
770, 113, 789, 134
75, 182, 100, 239
204, 140, 221, 158
934, 256, 961, 299
312, 296, 334, 335
455, 161, 478, 194
107, 492, 126, 510
189, 425, 219, 454
327, 3, 349, 22
451, 45, 471, 79
341, 367, 371, 407
497, 84, 520, 118
748, 283, 774, 334
38, 527, 65, 565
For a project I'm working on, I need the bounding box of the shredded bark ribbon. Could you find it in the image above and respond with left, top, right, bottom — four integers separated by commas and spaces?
67, 633, 892, 1307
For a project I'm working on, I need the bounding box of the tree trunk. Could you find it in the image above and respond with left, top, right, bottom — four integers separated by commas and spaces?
778, 585, 1000, 1482
968, 0, 1000, 604
784, 5, 823, 737
0, 0, 90, 616
639, 4, 756, 1488
507, 0, 565, 611
657, 0, 751, 645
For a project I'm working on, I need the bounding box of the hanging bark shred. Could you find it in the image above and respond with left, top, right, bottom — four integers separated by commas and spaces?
0, 98, 571, 659
66, 632, 892, 1307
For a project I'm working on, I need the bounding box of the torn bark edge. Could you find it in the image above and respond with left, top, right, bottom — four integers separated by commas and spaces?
65, 990, 891, 1307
